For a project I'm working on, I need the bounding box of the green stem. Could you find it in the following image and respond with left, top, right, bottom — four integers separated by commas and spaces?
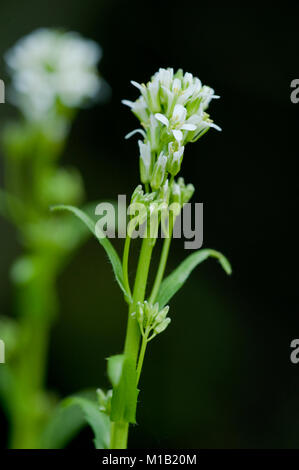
136, 334, 148, 386
9, 276, 56, 449
110, 421, 129, 449
122, 234, 132, 300
110, 235, 154, 449
124, 235, 154, 360
149, 216, 174, 304
10, 317, 50, 449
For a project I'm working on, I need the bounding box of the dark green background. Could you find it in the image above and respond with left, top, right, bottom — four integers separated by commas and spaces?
0, 3, 299, 448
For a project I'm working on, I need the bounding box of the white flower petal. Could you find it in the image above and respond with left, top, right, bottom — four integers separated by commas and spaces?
122, 99, 134, 108
172, 129, 183, 142
131, 80, 143, 91
155, 113, 169, 127
172, 104, 186, 124
181, 123, 197, 131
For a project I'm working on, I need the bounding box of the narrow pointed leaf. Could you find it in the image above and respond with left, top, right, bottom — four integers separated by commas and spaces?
41, 391, 110, 449
63, 397, 110, 449
51, 205, 131, 301
43, 395, 110, 449
156, 249, 232, 307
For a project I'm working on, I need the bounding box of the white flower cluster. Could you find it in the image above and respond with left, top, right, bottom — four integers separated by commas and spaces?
123, 68, 220, 190
5, 28, 102, 119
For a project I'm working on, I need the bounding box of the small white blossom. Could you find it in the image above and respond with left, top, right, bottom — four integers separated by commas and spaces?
155, 104, 197, 142
122, 96, 149, 123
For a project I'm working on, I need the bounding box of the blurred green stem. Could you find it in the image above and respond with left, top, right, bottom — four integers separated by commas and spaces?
9, 277, 56, 449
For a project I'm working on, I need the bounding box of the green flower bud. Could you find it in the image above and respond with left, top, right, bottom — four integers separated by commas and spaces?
133, 301, 171, 340
171, 182, 181, 205
96, 388, 107, 408
150, 152, 167, 190
131, 185, 156, 205
159, 179, 170, 204
154, 305, 169, 323
138, 140, 152, 184
167, 142, 184, 176
96, 388, 112, 415
136, 301, 145, 324
148, 114, 160, 152
146, 79, 160, 113
177, 177, 195, 204
154, 317, 171, 334
131, 185, 144, 204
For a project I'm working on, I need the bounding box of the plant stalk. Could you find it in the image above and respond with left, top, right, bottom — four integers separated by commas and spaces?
110, 234, 154, 449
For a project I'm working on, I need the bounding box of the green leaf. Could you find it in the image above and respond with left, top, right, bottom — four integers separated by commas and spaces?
156, 249, 232, 307
108, 355, 139, 424
51, 204, 131, 302
41, 392, 110, 449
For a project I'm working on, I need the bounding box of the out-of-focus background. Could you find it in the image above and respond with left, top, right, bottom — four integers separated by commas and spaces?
0, 3, 299, 448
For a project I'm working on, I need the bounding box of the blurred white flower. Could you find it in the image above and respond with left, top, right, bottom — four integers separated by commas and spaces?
5, 28, 102, 119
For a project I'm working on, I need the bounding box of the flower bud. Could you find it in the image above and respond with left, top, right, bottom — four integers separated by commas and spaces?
177, 177, 195, 204
167, 142, 184, 176
136, 301, 145, 325
150, 152, 167, 190
154, 305, 169, 323
171, 182, 181, 205
138, 140, 152, 184
159, 179, 170, 204
148, 114, 160, 152
154, 317, 171, 334
133, 301, 171, 340
96, 388, 112, 414
146, 79, 160, 113
131, 185, 144, 204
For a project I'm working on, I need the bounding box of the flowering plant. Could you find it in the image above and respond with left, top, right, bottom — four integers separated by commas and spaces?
53, 68, 231, 449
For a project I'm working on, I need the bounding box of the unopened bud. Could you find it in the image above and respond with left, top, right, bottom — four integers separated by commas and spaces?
139, 140, 152, 184
171, 182, 181, 205
154, 317, 171, 334
151, 152, 167, 190
178, 177, 195, 204
167, 143, 184, 176
154, 305, 169, 323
